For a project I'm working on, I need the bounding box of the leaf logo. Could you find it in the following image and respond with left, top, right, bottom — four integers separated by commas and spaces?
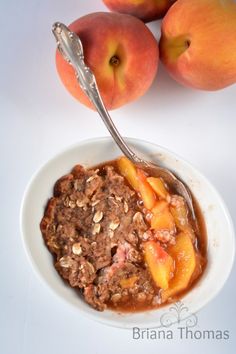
160, 301, 198, 328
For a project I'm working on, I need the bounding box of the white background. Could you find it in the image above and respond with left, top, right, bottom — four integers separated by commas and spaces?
1, 0, 236, 353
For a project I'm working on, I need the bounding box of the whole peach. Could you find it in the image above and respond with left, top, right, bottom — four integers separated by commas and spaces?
103, 0, 176, 22
56, 12, 159, 110
160, 0, 236, 90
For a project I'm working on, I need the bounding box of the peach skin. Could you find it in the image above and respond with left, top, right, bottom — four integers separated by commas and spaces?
103, 0, 176, 22
160, 0, 236, 90
56, 12, 159, 110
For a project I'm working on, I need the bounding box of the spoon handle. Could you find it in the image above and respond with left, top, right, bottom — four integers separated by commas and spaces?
52, 22, 197, 223
52, 22, 142, 163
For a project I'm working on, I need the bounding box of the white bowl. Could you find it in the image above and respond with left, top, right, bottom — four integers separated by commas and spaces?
20, 137, 235, 328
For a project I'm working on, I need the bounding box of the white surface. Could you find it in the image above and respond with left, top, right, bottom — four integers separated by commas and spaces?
20, 137, 235, 329
1, 0, 236, 353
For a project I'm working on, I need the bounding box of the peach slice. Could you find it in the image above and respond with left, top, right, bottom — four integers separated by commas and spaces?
120, 276, 138, 289
170, 196, 195, 240
143, 241, 174, 290
151, 209, 175, 231
117, 156, 139, 191
161, 232, 196, 301
170, 196, 189, 230
147, 177, 170, 200
152, 200, 169, 214
137, 169, 156, 210
151, 200, 175, 231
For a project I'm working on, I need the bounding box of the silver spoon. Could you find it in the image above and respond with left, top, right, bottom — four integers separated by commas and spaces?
52, 22, 197, 223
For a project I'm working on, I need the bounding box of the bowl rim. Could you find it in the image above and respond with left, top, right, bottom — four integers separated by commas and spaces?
20, 136, 235, 328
